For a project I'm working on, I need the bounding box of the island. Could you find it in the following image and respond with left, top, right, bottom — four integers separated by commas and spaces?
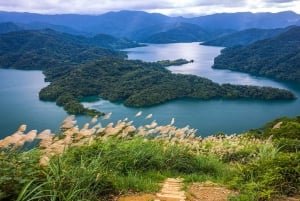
40, 58, 295, 115
156, 59, 194, 67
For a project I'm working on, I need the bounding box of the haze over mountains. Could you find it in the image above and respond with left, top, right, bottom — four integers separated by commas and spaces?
0, 10, 300, 41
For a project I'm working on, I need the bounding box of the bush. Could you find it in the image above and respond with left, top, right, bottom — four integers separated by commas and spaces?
231, 151, 300, 200
274, 138, 300, 152
0, 149, 43, 201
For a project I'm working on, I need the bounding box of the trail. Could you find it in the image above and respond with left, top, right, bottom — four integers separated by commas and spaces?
117, 179, 299, 201
155, 178, 186, 201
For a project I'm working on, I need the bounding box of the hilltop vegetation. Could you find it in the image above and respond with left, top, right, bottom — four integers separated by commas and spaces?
40, 58, 295, 114
0, 114, 299, 201
0, 29, 126, 70
0, 22, 22, 34
89, 34, 144, 49
213, 26, 300, 83
142, 22, 211, 43
202, 27, 289, 47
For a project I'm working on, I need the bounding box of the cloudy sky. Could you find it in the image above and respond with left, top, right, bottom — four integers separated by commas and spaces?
0, 0, 299, 16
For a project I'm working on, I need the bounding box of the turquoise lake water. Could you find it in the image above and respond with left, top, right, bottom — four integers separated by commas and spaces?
0, 43, 299, 138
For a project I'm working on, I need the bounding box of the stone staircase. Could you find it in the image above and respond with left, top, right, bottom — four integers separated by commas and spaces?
155, 178, 186, 201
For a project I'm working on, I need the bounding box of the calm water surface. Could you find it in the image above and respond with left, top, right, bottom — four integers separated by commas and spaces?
0, 69, 67, 138
0, 43, 299, 138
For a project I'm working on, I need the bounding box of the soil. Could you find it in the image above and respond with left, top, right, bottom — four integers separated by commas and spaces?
187, 182, 236, 201
116, 179, 299, 201
116, 180, 236, 201
117, 193, 156, 201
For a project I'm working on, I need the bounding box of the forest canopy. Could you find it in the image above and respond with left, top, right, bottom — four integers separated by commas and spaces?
40, 58, 295, 115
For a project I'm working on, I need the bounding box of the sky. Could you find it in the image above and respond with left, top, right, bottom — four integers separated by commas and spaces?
0, 0, 299, 17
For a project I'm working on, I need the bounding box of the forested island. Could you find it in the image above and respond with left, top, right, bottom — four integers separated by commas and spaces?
156, 58, 193, 66
40, 58, 295, 115
213, 26, 300, 83
0, 28, 296, 115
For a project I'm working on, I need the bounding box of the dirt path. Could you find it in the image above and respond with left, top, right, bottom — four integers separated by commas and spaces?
155, 178, 186, 201
117, 179, 236, 201
117, 179, 299, 201
187, 181, 236, 201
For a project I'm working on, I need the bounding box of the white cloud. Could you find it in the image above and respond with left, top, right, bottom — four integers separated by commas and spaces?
0, 0, 299, 16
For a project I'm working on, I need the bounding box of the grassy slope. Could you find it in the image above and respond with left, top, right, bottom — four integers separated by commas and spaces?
0, 115, 299, 201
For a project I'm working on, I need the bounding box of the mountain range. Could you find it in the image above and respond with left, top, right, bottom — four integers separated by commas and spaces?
201, 27, 294, 47
0, 10, 300, 41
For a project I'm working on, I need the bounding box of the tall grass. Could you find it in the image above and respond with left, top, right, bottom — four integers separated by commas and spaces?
4, 115, 299, 201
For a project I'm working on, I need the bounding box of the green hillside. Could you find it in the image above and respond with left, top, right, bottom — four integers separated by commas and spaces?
202, 27, 288, 47
0, 29, 126, 70
142, 22, 211, 43
213, 26, 300, 82
40, 58, 295, 115
89, 34, 144, 49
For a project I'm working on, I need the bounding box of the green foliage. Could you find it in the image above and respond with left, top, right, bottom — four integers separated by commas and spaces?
0, 137, 229, 200
156, 58, 193, 67
230, 146, 300, 200
142, 22, 211, 43
90, 33, 144, 49
213, 26, 300, 83
39, 58, 295, 115
202, 27, 287, 47
2, 115, 300, 200
255, 116, 300, 140
0, 29, 126, 70
0, 149, 43, 201
220, 84, 295, 100
274, 138, 300, 152
270, 121, 300, 139
63, 137, 227, 177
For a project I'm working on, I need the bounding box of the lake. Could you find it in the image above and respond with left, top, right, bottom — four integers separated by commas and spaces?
0, 43, 299, 138
0, 69, 68, 138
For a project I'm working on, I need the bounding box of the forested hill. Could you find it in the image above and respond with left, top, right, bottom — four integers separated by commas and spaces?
0, 22, 22, 34
0, 29, 126, 70
142, 22, 211, 43
202, 27, 289, 47
89, 34, 144, 49
39, 58, 295, 115
213, 26, 300, 83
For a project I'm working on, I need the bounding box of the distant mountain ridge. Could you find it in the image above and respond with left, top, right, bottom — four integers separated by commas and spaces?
0, 23, 142, 49
0, 10, 299, 40
0, 22, 22, 34
142, 22, 211, 43
213, 26, 300, 83
202, 27, 294, 47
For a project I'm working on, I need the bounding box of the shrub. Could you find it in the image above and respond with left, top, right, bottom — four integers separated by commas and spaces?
0, 149, 43, 201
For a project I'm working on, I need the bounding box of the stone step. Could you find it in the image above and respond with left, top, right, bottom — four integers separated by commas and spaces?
156, 193, 186, 200
161, 190, 185, 195
155, 178, 186, 201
